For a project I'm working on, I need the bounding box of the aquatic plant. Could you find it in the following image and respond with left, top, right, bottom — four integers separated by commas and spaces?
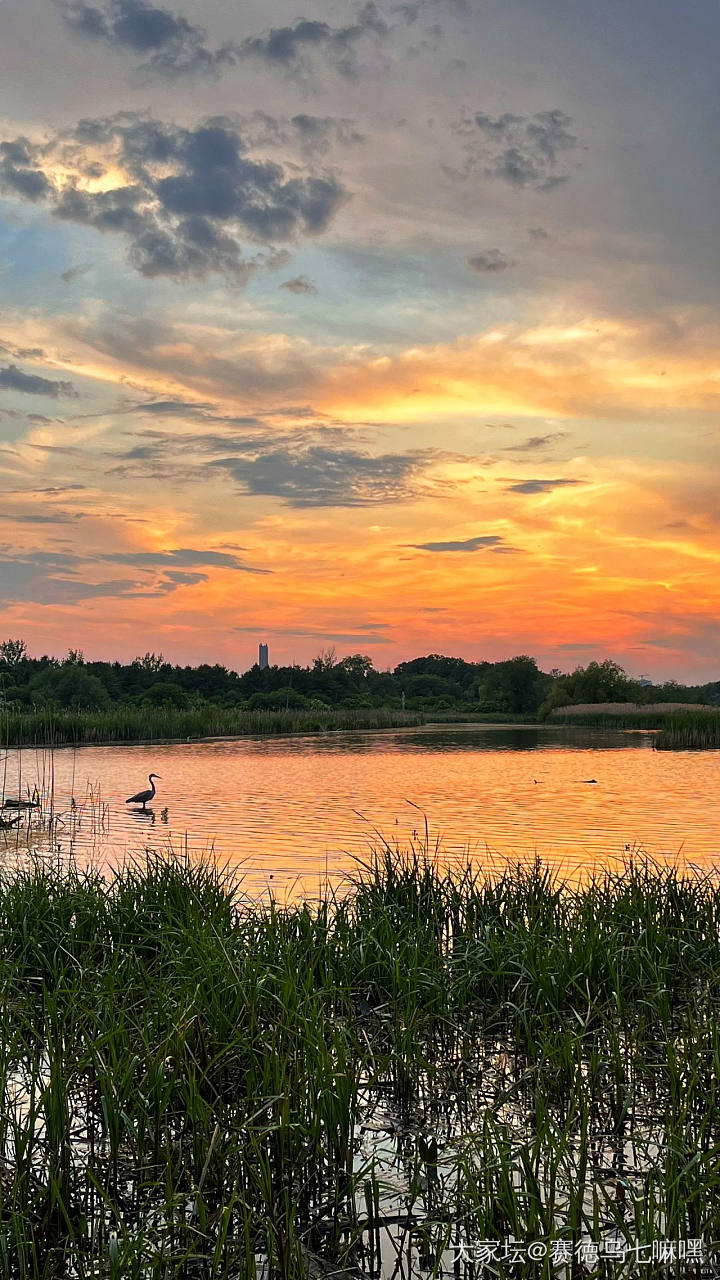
0, 704, 423, 748
0, 850, 718, 1276
655, 710, 720, 750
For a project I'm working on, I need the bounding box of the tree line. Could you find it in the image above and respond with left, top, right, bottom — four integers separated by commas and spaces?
0, 639, 716, 718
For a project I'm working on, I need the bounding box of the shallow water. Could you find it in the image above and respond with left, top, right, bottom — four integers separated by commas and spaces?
2, 723, 718, 896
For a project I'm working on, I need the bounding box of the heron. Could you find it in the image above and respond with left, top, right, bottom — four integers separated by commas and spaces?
126, 773, 162, 810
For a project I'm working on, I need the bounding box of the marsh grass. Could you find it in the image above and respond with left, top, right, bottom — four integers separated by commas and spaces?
655, 711, 720, 750
0, 849, 718, 1276
0, 706, 423, 749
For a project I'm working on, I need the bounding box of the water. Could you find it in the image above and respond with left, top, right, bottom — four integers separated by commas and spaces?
2, 723, 719, 896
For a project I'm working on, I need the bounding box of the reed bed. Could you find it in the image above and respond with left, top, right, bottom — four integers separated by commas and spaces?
552, 703, 705, 717
0, 706, 423, 748
655, 711, 720, 750
0, 849, 718, 1277
549, 712, 668, 730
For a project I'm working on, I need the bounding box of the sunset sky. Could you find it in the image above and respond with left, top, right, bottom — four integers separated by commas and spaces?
0, 0, 718, 679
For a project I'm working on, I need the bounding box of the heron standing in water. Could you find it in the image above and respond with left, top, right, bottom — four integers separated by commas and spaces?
126, 773, 162, 810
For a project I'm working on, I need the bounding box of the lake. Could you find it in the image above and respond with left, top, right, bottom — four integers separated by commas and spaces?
2, 723, 718, 896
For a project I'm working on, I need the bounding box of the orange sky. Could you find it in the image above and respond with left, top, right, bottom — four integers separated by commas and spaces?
0, 0, 718, 680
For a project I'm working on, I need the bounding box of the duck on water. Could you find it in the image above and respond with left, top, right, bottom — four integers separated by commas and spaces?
126, 773, 162, 810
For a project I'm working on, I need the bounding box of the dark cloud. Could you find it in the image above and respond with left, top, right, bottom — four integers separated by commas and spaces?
508, 478, 581, 494
503, 432, 569, 453
113, 421, 441, 508
290, 114, 365, 154
159, 569, 207, 586
0, 139, 54, 202
234, 624, 389, 644
0, 115, 346, 283
245, 112, 365, 156
4, 484, 87, 496
467, 249, 514, 274
135, 398, 218, 417
0, 365, 78, 398
280, 275, 318, 294
409, 534, 506, 552
240, 4, 388, 79
211, 440, 433, 507
3, 511, 84, 525
0, 543, 263, 605
56, 0, 239, 76
457, 108, 579, 190
60, 263, 92, 283
0, 551, 143, 605
104, 546, 271, 573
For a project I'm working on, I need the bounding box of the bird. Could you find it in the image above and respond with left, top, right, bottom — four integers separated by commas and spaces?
126, 773, 161, 810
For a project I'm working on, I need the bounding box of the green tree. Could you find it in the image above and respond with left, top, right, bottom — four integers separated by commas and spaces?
141, 682, 190, 709
336, 654, 373, 679
0, 639, 28, 666
30, 666, 110, 709
313, 646, 337, 672
476, 656, 549, 714
132, 652, 166, 673
562, 660, 632, 704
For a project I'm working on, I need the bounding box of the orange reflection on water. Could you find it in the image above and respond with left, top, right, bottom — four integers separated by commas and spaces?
1, 725, 719, 900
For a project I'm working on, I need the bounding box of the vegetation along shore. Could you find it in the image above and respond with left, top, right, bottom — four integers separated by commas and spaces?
2, 639, 719, 747
0, 849, 718, 1277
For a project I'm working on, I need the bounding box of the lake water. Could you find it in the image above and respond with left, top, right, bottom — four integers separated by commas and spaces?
2, 724, 719, 897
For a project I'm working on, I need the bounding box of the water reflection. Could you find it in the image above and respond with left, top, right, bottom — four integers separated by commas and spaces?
0, 723, 717, 897
128, 808, 156, 825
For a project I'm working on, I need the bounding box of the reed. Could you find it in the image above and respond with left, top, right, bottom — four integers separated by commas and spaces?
549, 711, 669, 729
0, 850, 718, 1276
0, 704, 423, 748
655, 710, 720, 750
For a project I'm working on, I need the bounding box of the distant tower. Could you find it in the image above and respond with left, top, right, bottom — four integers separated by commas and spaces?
258, 642, 269, 670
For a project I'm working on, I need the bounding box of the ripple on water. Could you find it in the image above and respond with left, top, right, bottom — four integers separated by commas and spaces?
1, 724, 718, 896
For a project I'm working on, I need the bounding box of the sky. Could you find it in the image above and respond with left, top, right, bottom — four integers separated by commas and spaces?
0, 0, 718, 679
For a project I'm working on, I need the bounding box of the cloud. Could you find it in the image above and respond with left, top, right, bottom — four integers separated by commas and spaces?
240, 4, 388, 79
0, 364, 78, 398
503, 432, 569, 452
0, 139, 54, 202
234, 623, 389, 644
468, 249, 514, 274
211, 438, 434, 507
244, 112, 365, 156
289, 114, 365, 154
104, 546, 271, 573
158, 569, 207, 586
135, 398, 219, 417
56, 0, 238, 76
507, 478, 581, 494
0, 551, 142, 605
0, 543, 267, 605
280, 275, 318, 294
2, 511, 84, 525
457, 108, 580, 190
409, 533, 506, 552
0, 114, 346, 283
60, 263, 92, 283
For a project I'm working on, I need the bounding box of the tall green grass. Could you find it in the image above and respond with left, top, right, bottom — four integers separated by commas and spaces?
655, 710, 720, 750
0, 850, 718, 1276
0, 704, 423, 748
549, 711, 668, 729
